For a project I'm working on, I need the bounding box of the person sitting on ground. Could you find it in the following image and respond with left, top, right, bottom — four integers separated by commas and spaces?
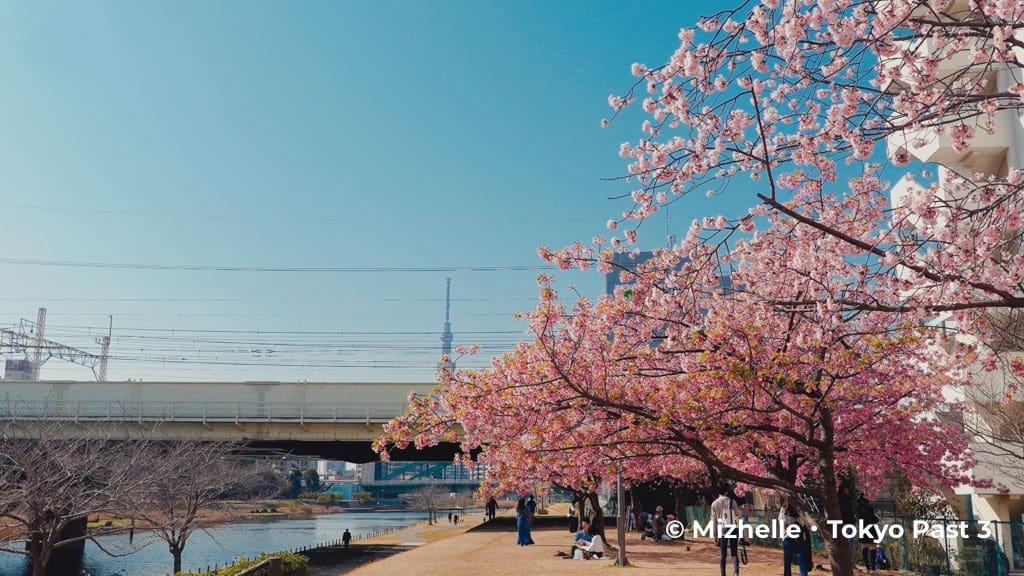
666, 513, 684, 541
570, 519, 593, 558
641, 506, 659, 540
636, 509, 650, 534
581, 533, 606, 559
651, 506, 668, 541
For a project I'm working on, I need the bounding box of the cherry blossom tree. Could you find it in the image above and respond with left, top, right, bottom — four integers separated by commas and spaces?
380, 3, 1024, 576
381, 188, 978, 575
603, 0, 1024, 323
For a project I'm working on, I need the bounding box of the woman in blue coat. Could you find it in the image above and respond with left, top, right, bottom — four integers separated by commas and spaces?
516, 497, 534, 545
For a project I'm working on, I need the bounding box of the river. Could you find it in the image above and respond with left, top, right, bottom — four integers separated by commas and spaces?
0, 511, 428, 576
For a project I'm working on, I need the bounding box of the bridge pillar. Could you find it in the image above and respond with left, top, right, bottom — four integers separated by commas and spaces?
26, 515, 87, 574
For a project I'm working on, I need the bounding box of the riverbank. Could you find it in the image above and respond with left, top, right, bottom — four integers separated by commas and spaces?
305, 522, 469, 576
1, 509, 431, 576
85, 499, 381, 531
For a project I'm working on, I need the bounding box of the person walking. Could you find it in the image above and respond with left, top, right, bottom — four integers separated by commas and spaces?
779, 497, 810, 576
516, 498, 534, 546
838, 480, 858, 565
486, 497, 498, 522
711, 484, 740, 576
342, 528, 352, 551
526, 495, 537, 524
857, 495, 881, 571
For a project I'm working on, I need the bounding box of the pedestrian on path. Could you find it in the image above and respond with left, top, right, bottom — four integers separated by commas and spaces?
711, 484, 740, 576
779, 497, 810, 576
342, 528, 352, 551
857, 495, 880, 571
516, 498, 534, 546
486, 497, 498, 521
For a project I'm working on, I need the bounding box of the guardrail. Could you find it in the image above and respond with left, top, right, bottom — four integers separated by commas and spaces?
195, 525, 414, 575
0, 399, 410, 424
235, 557, 281, 576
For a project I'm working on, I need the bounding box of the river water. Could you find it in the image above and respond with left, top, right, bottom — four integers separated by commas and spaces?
0, 511, 428, 576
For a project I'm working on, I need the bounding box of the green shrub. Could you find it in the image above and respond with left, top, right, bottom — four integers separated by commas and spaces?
314, 493, 338, 504
177, 551, 308, 576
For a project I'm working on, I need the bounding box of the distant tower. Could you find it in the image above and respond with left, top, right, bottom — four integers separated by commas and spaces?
439, 278, 454, 371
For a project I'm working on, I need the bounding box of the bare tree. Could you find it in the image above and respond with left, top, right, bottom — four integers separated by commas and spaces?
402, 485, 448, 525
127, 441, 257, 574
961, 370, 1024, 491
0, 422, 154, 576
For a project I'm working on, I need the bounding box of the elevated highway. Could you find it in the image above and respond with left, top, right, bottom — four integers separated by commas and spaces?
0, 380, 459, 462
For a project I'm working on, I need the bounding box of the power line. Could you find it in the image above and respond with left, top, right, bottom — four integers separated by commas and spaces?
0, 202, 599, 225
0, 257, 556, 273
0, 296, 538, 303
45, 324, 525, 336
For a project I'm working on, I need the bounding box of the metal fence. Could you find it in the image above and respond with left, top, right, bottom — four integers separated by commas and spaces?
191, 524, 410, 575
875, 516, 1023, 576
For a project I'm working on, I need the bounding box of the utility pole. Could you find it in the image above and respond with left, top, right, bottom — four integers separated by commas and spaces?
0, 308, 109, 381
96, 315, 112, 382
616, 461, 629, 566
30, 307, 46, 380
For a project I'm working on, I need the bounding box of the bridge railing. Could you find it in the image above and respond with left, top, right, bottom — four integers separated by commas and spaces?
0, 399, 411, 423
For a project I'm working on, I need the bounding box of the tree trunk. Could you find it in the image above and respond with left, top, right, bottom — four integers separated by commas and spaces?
31, 540, 52, 576
586, 491, 606, 539
823, 533, 854, 576
171, 544, 184, 574
572, 491, 587, 527
817, 407, 853, 576
672, 484, 688, 526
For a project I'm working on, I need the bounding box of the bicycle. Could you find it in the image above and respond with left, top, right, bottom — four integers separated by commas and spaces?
739, 539, 749, 565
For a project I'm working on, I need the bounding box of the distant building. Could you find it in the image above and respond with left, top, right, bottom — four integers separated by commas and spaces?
316, 460, 347, 477
605, 250, 731, 298
3, 359, 32, 381
356, 460, 484, 499
605, 251, 655, 296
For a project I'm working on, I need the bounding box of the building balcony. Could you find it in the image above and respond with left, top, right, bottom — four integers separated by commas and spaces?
879, 34, 990, 94
886, 106, 1013, 178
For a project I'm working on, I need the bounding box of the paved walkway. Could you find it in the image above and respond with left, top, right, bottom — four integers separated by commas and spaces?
335, 523, 791, 576
314, 510, 904, 576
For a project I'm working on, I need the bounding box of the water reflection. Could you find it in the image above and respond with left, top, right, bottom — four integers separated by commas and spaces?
0, 511, 427, 576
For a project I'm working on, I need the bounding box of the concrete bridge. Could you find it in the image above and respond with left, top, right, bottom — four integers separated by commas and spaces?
0, 380, 460, 462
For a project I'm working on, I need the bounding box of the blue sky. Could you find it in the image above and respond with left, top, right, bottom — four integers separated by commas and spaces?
0, 0, 737, 382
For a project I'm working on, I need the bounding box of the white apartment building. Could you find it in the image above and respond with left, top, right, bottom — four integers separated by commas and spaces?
885, 1, 1024, 570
